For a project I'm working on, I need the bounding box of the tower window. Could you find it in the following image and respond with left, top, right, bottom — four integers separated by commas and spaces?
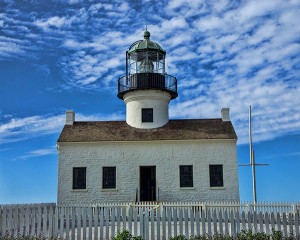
180, 165, 193, 188
142, 108, 153, 122
73, 167, 86, 189
209, 165, 223, 187
103, 167, 116, 189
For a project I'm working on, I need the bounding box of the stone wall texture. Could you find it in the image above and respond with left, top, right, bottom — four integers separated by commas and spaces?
57, 140, 239, 204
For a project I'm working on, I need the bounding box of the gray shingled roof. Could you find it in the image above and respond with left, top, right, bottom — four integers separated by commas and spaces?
57, 119, 237, 143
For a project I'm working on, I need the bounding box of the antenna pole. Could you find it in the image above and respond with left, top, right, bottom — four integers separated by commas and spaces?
145, 7, 147, 31
252, 150, 257, 203
239, 105, 269, 204
249, 106, 257, 203
249, 105, 252, 164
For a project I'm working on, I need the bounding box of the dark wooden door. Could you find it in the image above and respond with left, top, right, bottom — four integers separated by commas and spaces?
140, 166, 156, 201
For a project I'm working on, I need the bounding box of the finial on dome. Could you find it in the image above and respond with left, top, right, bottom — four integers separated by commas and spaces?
144, 30, 150, 39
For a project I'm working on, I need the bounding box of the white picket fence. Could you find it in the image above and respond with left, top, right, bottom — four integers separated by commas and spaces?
0, 202, 300, 239
59, 201, 300, 216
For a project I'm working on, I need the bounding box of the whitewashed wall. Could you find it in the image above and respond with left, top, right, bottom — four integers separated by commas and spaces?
124, 90, 171, 129
57, 140, 239, 204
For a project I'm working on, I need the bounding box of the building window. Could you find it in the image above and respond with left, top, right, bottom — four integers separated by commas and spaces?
142, 108, 153, 122
180, 165, 193, 188
73, 167, 86, 189
209, 165, 223, 187
103, 167, 116, 189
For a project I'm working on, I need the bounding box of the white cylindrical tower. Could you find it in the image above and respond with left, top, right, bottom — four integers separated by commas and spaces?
117, 31, 178, 129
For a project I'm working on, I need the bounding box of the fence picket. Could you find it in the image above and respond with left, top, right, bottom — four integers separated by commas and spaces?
88, 207, 92, 240
150, 208, 154, 240
94, 207, 98, 240
288, 213, 293, 237
207, 210, 212, 236
236, 211, 240, 234
13, 207, 18, 238
224, 210, 228, 236
201, 210, 206, 235
173, 208, 177, 236
258, 212, 263, 232
241, 211, 246, 231
60, 207, 64, 239
145, 208, 149, 240
42, 206, 47, 237
253, 211, 257, 233
282, 212, 287, 237
7, 208, 12, 234
122, 207, 126, 230
66, 207, 70, 240
47, 207, 53, 238
77, 207, 81, 240
247, 212, 253, 231
25, 207, 30, 236
100, 207, 103, 240
230, 211, 235, 236
168, 208, 171, 239
271, 212, 275, 231
157, 209, 160, 240
162, 208, 166, 240
83, 207, 87, 240
54, 207, 58, 238
179, 208, 183, 236
2, 207, 7, 237
19, 207, 24, 236
133, 208, 137, 237
140, 207, 144, 239
218, 210, 223, 235
277, 212, 281, 232
195, 208, 200, 236
190, 207, 194, 237
117, 208, 121, 233
105, 207, 109, 240
295, 211, 299, 238
184, 208, 189, 238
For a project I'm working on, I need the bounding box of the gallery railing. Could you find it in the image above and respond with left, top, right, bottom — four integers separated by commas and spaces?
118, 73, 177, 99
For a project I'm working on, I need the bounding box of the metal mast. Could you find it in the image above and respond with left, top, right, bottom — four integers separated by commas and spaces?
239, 105, 269, 203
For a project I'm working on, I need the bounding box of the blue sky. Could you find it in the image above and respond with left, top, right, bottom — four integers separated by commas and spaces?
0, 0, 299, 204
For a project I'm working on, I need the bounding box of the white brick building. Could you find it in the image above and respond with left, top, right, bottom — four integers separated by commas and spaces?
57, 31, 239, 204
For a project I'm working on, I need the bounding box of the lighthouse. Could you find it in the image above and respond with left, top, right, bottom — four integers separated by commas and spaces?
57, 28, 240, 205
117, 30, 178, 129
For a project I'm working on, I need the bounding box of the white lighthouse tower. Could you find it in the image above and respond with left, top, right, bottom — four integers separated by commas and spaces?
117, 30, 178, 129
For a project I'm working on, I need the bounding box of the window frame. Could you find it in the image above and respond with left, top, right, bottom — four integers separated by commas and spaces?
179, 165, 193, 188
209, 164, 224, 187
73, 167, 86, 190
142, 108, 153, 123
102, 167, 116, 189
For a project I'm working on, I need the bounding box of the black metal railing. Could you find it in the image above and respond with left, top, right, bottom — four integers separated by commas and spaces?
118, 73, 178, 99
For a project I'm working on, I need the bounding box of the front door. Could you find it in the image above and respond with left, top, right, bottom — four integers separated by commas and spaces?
140, 166, 156, 201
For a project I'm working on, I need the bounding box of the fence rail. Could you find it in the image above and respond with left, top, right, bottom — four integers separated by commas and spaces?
0, 202, 299, 239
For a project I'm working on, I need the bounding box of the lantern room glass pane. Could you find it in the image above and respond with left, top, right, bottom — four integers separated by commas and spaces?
129, 51, 165, 74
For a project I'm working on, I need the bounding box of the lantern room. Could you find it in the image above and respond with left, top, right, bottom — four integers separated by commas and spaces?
128, 31, 165, 74
117, 31, 178, 100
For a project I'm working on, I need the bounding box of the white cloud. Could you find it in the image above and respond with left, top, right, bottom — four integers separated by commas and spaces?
18, 148, 57, 159
0, 112, 125, 144
1, 0, 300, 146
35, 16, 68, 30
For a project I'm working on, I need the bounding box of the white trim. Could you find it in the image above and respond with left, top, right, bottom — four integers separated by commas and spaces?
209, 187, 226, 190
71, 189, 88, 193
57, 139, 237, 146
179, 187, 195, 190
100, 189, 118, 192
